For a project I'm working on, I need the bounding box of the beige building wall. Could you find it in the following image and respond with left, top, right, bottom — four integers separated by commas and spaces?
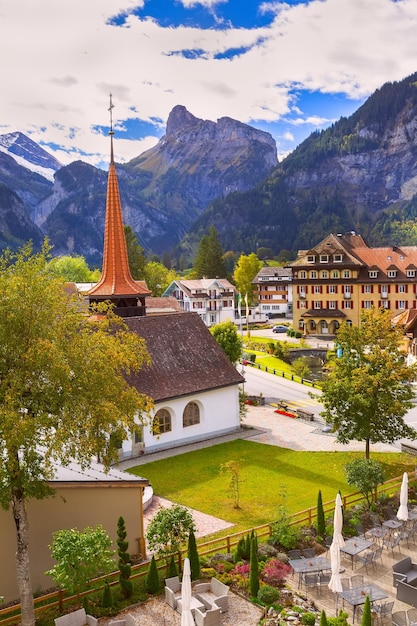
0, 483, 145, 603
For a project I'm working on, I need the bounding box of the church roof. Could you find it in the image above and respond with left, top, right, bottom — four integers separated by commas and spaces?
125, 313, 244, 402
89, 99, 150, 299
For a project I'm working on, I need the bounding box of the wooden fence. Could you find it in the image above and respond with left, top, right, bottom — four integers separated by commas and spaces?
0, 472, 412, 625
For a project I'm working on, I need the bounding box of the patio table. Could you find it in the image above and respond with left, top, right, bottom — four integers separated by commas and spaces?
367, 526, 388, 543
338, 584, 388, 623
288, 556, 331, 588
382, 519, 402, 532
340, 537, 373, 569
176, 595, 205, 615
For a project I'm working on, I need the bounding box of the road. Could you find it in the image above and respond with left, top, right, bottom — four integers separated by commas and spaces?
242, 364, 417, 440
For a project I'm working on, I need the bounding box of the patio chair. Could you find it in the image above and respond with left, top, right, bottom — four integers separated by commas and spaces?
288, 549, 301, 559
371, 545, 383, 566
382, 533, 402, 555
350, 575, 364, 588
317, 571, 331, 595
407, 608, 417, 626
301, 572, 319, 594
356, 550, 376, 573
392, 611, 407, 626
194, 606, 221, 626
302, 548, 316, 558
374, 601, 394, 625
324, 536, 332, 556
164, 576, 181, 609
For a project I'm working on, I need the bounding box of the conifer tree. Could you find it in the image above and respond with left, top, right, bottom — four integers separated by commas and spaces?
193, 226, 227, 278
117, 516, 133, 599
187, 530, 201, 581
167, 554, 178, 578
249, 536, 259, 598
361, 595, 372, 626
102, 580, 113, 608
145, 556, 160, 594
319, 609, 328, 626
317, 490, 326, 537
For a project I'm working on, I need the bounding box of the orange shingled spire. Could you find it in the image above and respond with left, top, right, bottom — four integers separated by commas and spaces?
88, 95, 150, 314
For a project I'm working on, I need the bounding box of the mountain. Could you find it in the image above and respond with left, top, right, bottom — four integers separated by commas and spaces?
187, 71, 417, 256
14, 105, 277, 264
0, 132, 62, 181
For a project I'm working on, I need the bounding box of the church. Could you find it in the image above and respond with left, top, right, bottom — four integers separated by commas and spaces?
88, 98, 244, 457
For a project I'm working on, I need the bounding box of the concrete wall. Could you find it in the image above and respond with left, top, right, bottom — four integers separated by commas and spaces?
0, 483, 145, 603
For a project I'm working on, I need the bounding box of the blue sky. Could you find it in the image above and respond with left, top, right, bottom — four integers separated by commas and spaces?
1, 0, 417, 169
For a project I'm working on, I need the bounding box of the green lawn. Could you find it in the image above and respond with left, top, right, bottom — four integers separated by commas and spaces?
128, 440, 414, 531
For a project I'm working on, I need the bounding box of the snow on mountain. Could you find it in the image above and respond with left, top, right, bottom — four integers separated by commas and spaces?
0, 132, 62, 181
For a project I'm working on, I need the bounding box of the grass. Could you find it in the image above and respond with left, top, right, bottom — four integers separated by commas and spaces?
128, 439, 415, 531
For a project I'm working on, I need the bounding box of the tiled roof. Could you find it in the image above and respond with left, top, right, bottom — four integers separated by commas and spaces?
353, 246, 417, 280
391, 308, 417, 331
126, 313, 244, 402
146, 296, 182, 314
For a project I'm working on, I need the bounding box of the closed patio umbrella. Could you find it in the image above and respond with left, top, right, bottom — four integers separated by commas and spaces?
328, 493, 345, 593
181, 558, 195, 626
397, 472, 409, 521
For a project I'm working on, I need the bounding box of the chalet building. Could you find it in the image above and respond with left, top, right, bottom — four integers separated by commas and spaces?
252, 266, 292, 317
290, 232, 417, 337
162, 278, 237, 326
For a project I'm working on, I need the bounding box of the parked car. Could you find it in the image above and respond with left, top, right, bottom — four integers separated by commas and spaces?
272, 325, 288, 333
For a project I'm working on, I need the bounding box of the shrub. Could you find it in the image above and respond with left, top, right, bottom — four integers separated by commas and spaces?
317, 490, 326, 537
261, 559, 292, 586
167, 555, 178, 578
187, 530, 201, 581
102, 581, 113, 608
302, 612, 317, 626
117, 516, 133, 600
257, 584, 280, 606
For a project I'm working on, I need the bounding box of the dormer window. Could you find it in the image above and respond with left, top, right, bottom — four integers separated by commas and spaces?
387, 269, 397, 278
320, 254, 329, 263
321, 270, 329, 279
299, 271, 306, 279
406, 269, 416, 278
307, 255, 316, 263
369, 271, 378, 279
333, 254, 343, 263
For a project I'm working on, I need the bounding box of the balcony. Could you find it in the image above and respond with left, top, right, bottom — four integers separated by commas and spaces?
381, 291, 388, 299
343, 291, 351, 299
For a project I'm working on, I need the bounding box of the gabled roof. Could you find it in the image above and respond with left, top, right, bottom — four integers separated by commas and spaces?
290, 233, 366, 267
164, 278, 236, 299
125, 313, 243, 402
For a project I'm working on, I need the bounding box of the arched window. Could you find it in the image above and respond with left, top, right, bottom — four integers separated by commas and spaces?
153, 409, 172, 435
183, 401, 200, 427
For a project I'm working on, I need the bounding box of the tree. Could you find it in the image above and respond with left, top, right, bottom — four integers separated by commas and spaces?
124, 225, 146, 280
193, 226, 227, 278
316, 490, 325, 537
220, 460, 244, 509
210, 320, 243, 365
145, 555, 160, 594
320, 308, 417, 458
249, 536, 259, 598
146, 505, 196, 561
47, 525, 115, 597
48, 255, 101, 282
345, 458, 385, 508
233, 253, 262, 305
0, 242, 153, 626
143, 261, 177, 296
187, 530, 200, 581
361, 595, 372, 626
117, 516, 132, 599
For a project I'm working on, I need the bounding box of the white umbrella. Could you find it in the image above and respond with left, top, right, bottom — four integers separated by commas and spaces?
181, 558, 195, 626
328, 493, 345, 593
397, 472, 409, 521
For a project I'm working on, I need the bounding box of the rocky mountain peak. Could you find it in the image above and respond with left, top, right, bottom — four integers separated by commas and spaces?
165, 105, 200, 137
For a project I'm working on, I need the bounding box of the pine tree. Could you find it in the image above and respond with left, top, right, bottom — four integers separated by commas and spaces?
319, 609, 328, 626
145, 556, 160, 595
117, 516, 133, 599
361, 595, 372, 626
102, 580, 113, 608
249, 536, 259, 598
317, 490, 326, 537
193, 226, 227, 278
187, 530, 201, 581
167, 554, 178, 578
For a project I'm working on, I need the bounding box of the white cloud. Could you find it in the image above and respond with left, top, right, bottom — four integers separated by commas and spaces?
1, 0, 417, 167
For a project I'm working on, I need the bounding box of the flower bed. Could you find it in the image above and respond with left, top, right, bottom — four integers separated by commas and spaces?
274, 409, 297, 418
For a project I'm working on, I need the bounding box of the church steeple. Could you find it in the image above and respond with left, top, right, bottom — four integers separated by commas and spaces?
88, 95, 150, 317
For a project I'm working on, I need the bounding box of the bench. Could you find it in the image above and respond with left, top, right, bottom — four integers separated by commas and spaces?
54, 608, 98, 626
194, 578, 229, 613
